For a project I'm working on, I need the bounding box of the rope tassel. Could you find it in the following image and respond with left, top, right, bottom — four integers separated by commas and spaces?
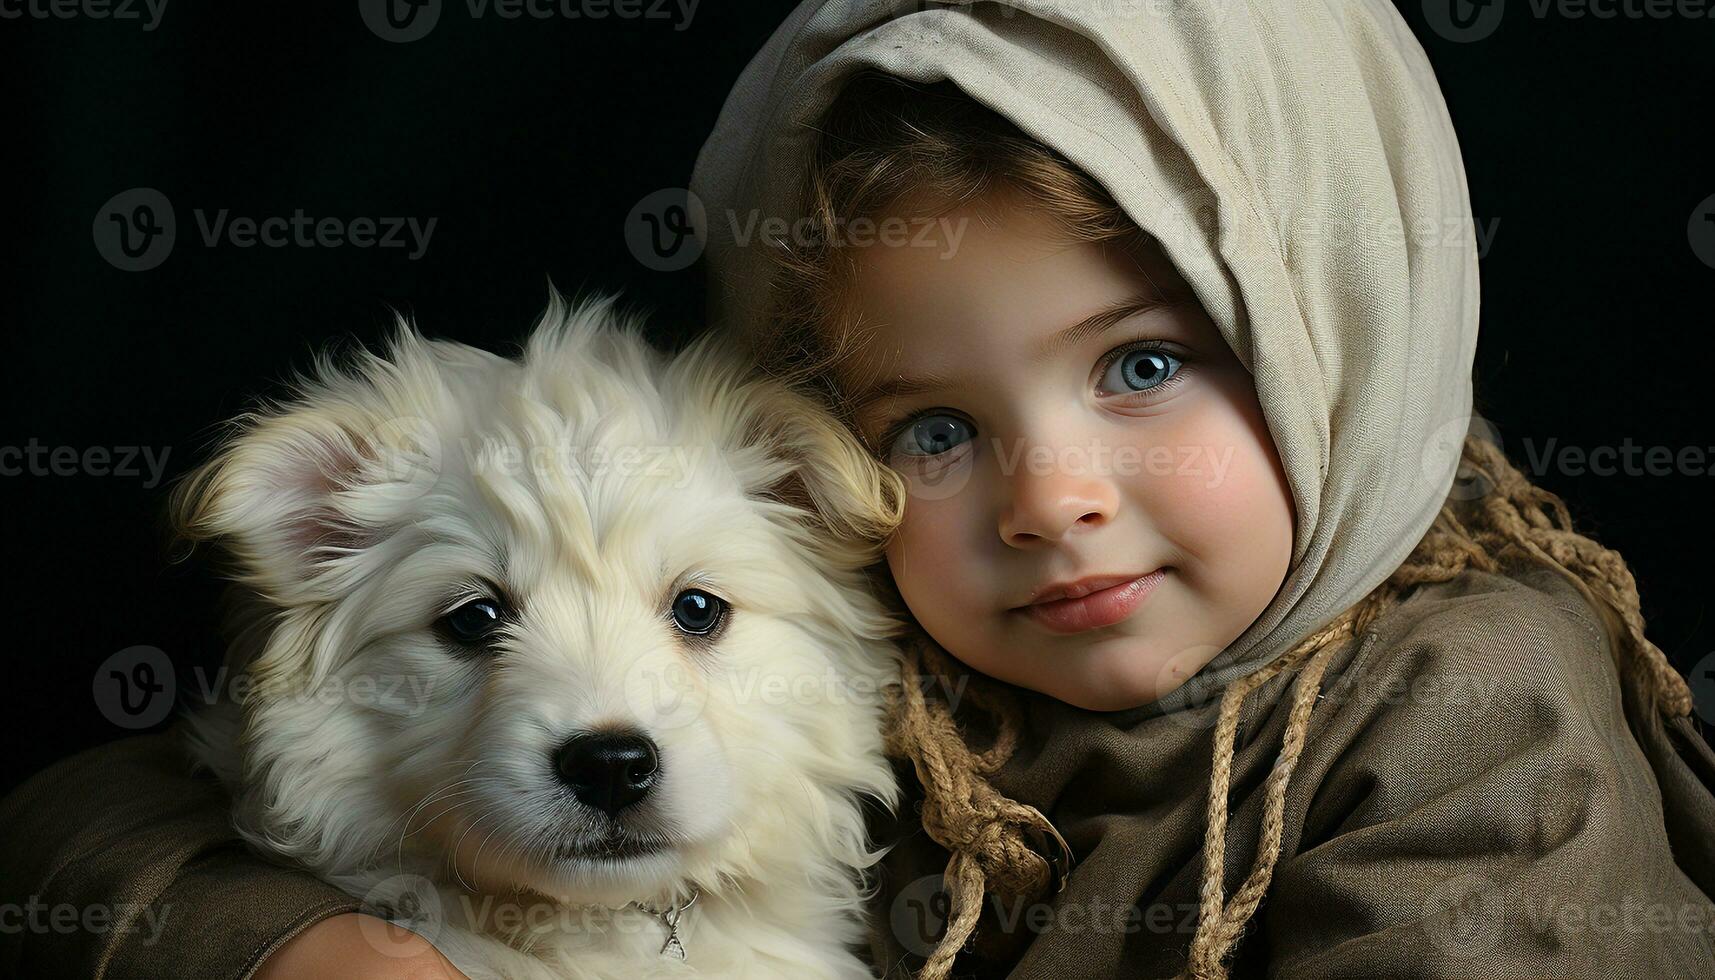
883, 635, 1074, 980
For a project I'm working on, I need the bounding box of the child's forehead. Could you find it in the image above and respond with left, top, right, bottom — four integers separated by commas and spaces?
840, 199, 1208, 351
852, 191, 1186, 290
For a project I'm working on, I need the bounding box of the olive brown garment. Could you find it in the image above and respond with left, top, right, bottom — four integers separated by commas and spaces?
861, 556, 1715, 978
0, 731, 361, 978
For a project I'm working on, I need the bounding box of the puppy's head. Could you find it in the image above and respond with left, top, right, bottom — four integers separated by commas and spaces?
176, 292, 907, 907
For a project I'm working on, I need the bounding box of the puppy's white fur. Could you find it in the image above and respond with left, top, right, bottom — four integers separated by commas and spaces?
175, 293, 907, 979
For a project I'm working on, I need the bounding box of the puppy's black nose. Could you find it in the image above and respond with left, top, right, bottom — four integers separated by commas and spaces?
552, 730, 659, 817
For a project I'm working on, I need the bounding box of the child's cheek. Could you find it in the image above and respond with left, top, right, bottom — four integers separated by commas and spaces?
1145, 379, 1295, 610
882, 488, 1003, 664
884, 493, 967, 600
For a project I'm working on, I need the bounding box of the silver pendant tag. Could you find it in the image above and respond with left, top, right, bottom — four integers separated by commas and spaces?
658, 904, 687, 960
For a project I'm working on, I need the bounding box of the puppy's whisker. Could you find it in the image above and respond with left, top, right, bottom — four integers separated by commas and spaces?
399, 780, 485, 839
372, 757, 483, 834
387, 785, 487, 873
470, 804, 526, 892
368, 769, 488, 869
451, 802, 506, 894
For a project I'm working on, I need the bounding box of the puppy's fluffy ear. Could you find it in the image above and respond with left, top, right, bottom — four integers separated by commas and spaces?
170, 329, 447, 602
746, 385, 907, 567
670, 331, 906, 569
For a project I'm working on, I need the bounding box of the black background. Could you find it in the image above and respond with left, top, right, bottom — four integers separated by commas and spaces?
4, 0, 1712, 794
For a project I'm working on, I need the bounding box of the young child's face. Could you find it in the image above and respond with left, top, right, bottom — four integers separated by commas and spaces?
837, 195, 1296, 711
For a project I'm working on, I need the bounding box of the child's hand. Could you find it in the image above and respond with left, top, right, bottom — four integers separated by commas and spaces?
255, 912, 471, 980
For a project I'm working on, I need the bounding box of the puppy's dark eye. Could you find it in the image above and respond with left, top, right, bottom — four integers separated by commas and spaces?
439, 597, 506, 646
670, 588, 727, 636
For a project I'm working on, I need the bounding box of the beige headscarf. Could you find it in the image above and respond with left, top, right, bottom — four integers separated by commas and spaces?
689, 0, 1481, 718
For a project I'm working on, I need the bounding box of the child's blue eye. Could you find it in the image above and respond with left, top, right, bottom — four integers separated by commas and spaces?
1098, 346, 1184, 395
880, 344, 1184, 460
888, 414, 974, 458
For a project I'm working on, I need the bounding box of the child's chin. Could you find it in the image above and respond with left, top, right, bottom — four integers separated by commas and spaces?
1018, 670, 1157, 712
1032, 641, 1221, 713
1059, 685, 1160, 713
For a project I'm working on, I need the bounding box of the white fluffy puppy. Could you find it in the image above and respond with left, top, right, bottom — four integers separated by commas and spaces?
173, 292, 908, 979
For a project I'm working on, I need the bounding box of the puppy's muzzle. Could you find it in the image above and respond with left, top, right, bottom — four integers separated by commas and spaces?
553, 730, 660, 818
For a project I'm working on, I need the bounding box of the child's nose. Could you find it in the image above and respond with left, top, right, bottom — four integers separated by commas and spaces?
997, 459, 1119, 547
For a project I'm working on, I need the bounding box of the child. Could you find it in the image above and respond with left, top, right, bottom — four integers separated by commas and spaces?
686, 1, 1715, 977
3, 2, 1711, 979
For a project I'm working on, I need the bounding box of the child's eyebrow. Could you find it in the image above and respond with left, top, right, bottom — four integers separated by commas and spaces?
847, 289, 1190, 409
1031, 289, 1191, 363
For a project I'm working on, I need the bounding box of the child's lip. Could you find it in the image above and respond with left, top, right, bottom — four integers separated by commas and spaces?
1015, 569, 1158, 606
1012, 569, 1168, 634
